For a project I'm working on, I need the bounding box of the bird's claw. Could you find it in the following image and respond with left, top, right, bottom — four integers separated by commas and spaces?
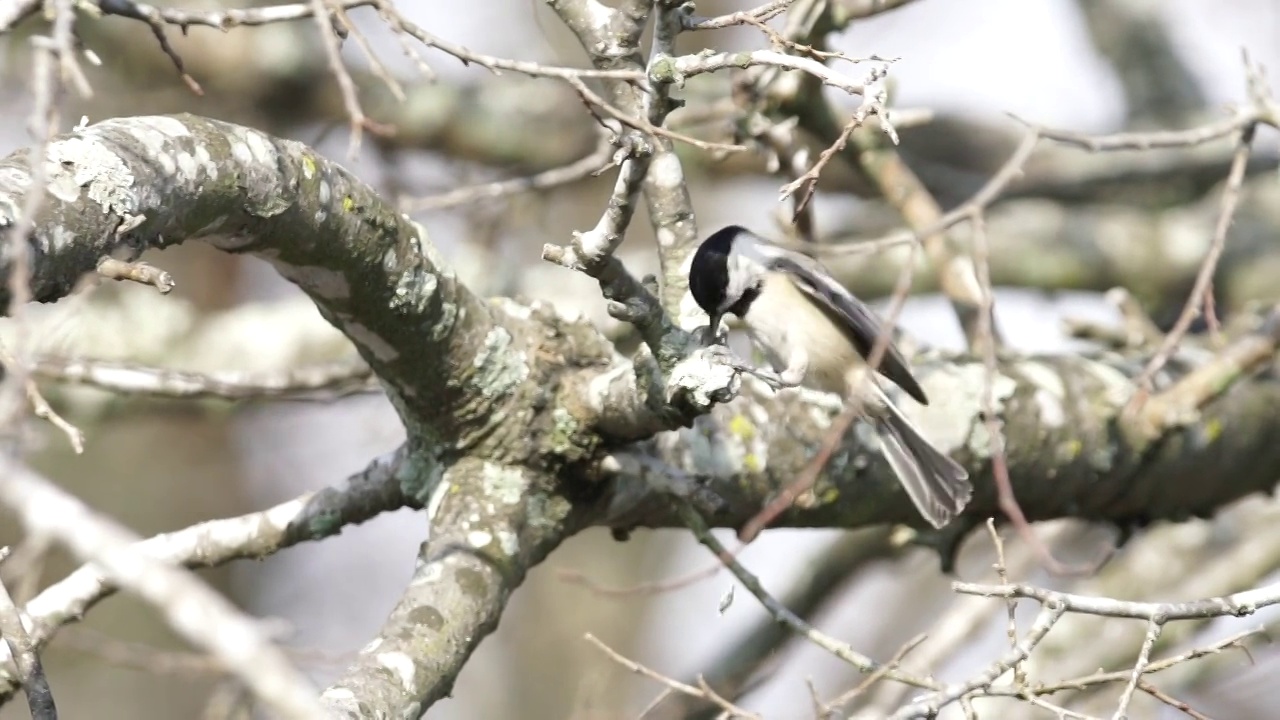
746, 369, 789, 392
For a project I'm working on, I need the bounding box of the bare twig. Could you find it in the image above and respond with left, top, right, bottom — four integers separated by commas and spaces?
96, 257, 175, 294
779, 65, 894, 217
953, 580, 1280, 621
0, 458, 325, 718
675, 498, 937, 691
33, 356, 376, 401
404, 133, 618, 212
889, 602, 1066, 719
1112, 619, 1164, 720
1137, 680, 1214, 720
0, 343, 83, 453
0, 547, 56, 720
586, 634, 761, 719
1026, 628, 1260, 696
0, 449, 409, 700
567, 76, 747, 154
1127, 123, 1256, 434
309, 0, 391, 158
821, 633, 926, 717
658, 49, 880, 98
375, 1, 642, 81
684, 0, 797, 30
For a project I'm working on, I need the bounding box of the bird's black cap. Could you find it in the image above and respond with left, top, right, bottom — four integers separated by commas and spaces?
690, 225, 748, 316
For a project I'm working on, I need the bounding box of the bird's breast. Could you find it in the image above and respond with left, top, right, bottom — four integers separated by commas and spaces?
743, 274, 862, 395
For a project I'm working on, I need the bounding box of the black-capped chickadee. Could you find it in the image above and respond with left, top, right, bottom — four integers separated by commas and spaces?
688, 225, 972, 528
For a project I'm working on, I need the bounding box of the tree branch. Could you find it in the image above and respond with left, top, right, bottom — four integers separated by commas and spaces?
321, 457, 590, 716
0, 114, 529, 453
0, 447, 413, 702
0, 456, 326, 718
596, 308, 1280, 565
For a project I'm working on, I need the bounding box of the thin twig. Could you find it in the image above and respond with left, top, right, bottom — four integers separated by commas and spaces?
96, 258, 175, 294
0, 458, 326, 718
404, 133, 618, 212
1112, 619, 1164, 720
585, 634, 761, 720
676, 498, 937, 691
1126, 123, 1256, 431
0, 547, 56, 719
33, 356, 376, 401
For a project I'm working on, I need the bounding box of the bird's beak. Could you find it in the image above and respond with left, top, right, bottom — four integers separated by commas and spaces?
704, 313, 723, 344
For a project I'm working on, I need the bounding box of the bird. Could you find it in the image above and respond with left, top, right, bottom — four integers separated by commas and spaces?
687, 224, 972, 528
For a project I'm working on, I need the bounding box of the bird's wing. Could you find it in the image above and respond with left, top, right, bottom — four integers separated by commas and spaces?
755, 245, 929, 405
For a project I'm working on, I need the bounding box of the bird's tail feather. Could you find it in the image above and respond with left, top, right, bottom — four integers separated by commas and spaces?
872, 394, 972, 529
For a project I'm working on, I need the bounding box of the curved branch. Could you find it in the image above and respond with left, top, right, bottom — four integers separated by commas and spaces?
0, 114, 524, 450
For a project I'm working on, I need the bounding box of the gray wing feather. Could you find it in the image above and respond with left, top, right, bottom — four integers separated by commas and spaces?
739, 238, 929, 405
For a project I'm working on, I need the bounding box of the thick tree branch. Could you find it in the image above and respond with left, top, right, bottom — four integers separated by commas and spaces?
0, 114, 534, 454
596, 311, 1280, 565
321, 457, 590, 716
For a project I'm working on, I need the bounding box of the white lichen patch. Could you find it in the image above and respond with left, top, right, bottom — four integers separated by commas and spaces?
397, 269, 437, 309
344, 322, 400, 362
490, 297, 533, 321
1019, 361, 1067, 428
174, 148, 217, 181
174, 151, 197, 178
1032, 389, 1066, 428
230, 141, 255, 166
45, 137, 137, 219
471, 327, 529, 398
467, 530, 493, 548
648, 151, 686, 191
495, 529, 519, 556
481, 462, 525, 506
194, 144, 212, 163
913, 364, 1017, 454
193, 215, 230, 236
586, 365, 632, 416
122, 120, 178, 161
376, 652, 417, 691
667, 346, 741, 410
262, 255, 351, 299
47, 225, 76, 253
130, 115, 191, 138
411, 563, 444, 586
0, 166, 32, 190
1084, 361, 1134, 408
243, 130, 275, 164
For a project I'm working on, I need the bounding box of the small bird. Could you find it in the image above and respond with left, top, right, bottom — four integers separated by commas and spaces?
688, 225, 972, 528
